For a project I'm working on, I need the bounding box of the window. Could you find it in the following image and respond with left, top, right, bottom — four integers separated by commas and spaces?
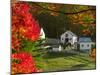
87, 44, 89, 47
81, 44, 84, 47
62, 38, 63, 40
91, 44, 94, 47
65, 34, 68, 37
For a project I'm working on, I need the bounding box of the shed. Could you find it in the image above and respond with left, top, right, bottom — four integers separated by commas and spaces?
79, 37, 93, 51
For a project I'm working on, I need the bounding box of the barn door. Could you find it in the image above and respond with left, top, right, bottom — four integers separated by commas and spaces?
65, 38, 69, 43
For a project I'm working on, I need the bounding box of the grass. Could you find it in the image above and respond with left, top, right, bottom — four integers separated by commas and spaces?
33, 50, 96, 72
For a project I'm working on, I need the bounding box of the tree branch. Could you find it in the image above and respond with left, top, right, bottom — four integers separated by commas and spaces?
34, 3, 96, 15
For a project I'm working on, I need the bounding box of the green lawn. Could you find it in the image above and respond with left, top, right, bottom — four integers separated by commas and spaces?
33, 50, 96, 72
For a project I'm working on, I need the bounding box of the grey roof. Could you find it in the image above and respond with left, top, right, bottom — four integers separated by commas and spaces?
79, 37, 92, 42
52, 45, 60, 48
45, 38, 61, 45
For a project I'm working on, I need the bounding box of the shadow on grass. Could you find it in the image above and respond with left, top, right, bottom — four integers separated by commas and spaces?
70, 64, 86, 70
43, 51, 78, 59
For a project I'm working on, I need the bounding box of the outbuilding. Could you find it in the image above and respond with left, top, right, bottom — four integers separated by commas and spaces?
78, 37, 93, 52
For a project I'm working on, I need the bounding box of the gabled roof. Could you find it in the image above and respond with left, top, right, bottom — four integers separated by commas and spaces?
61, 31, 77, 37
79, 37, 92, 42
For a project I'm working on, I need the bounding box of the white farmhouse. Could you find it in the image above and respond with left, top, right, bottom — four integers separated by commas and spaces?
79, 37, 93, 51
40, 28, 45, 40
60, 31, 77, 45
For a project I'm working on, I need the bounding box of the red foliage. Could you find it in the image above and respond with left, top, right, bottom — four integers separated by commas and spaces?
12, 2, 41, 50
11, 2, 42, 74
12, 35, 21, 51
12, 52, 40, 74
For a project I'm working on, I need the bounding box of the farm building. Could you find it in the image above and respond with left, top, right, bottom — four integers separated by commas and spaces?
78, 37, 93, 51
61, 31, 77, 44
42, 31, 94, 52
60, 31, 77, 45
42, 38, 62, 52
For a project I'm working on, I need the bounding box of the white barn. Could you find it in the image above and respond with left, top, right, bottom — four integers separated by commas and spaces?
79, 37, 93, 51
60, 31, 77, 45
